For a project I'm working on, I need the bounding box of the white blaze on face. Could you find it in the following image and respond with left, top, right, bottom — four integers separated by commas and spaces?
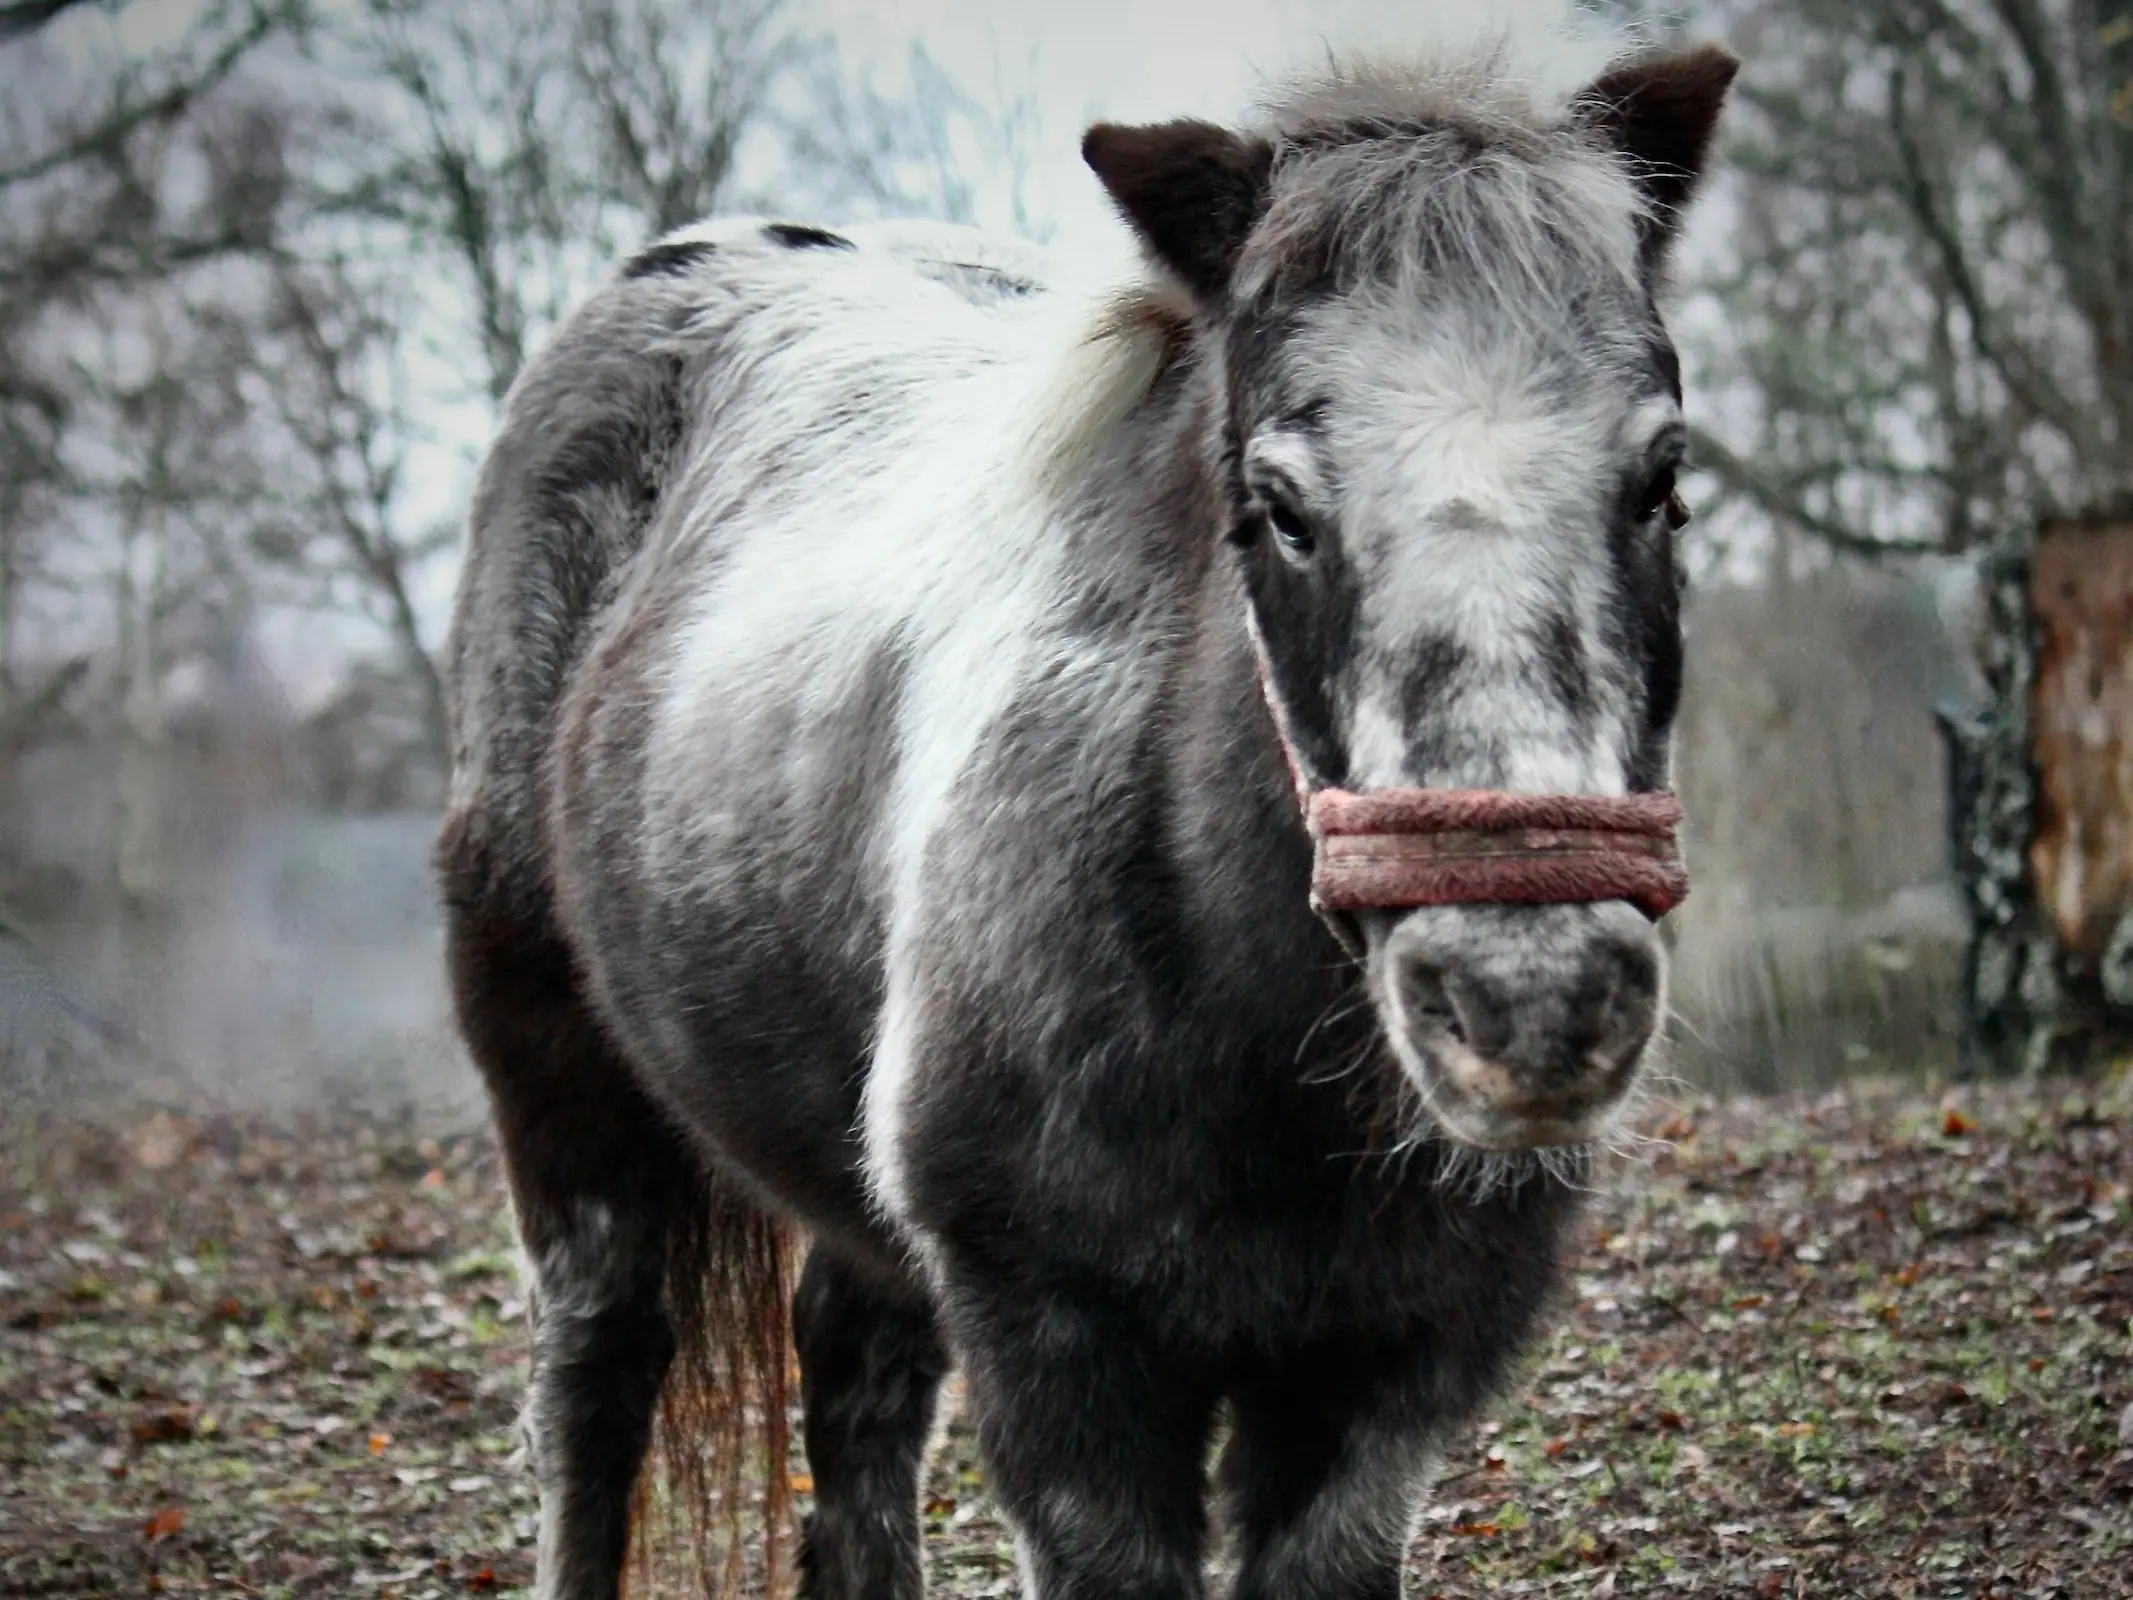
1278, 284, 1681, 796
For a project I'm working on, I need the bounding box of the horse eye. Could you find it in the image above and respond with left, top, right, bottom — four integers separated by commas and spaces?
1265, 500, 1317, 558
1635, 463, 1678, 523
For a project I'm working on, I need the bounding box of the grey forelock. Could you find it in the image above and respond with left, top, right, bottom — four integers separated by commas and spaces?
1239, 56, 1648, 317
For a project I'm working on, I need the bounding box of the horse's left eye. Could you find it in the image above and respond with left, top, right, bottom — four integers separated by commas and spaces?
1265, 500, 1317, 558
1635, 463, 1678, 523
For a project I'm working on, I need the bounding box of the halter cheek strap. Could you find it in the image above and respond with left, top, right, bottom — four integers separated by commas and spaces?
1246, 621, 1690, 930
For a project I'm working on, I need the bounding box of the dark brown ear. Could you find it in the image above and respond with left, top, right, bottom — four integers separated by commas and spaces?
1082, 119, 1273, 301
1575, 43, 1741, 269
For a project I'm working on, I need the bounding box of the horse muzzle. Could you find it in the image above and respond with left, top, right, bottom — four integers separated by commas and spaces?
1311, 788, 1684, 1151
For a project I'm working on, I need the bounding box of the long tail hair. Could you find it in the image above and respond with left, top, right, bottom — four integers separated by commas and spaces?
633, 1153, 796, 1596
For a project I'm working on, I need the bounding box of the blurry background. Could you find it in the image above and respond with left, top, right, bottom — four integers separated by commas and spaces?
1, 0, 2125, 1106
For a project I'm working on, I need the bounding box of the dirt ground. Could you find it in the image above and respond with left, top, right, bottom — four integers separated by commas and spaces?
2, 1073, 2128, 1598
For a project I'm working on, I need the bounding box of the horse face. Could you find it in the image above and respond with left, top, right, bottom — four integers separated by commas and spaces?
1229, 276, 1687, 1152
1086, 44, 1735, 1151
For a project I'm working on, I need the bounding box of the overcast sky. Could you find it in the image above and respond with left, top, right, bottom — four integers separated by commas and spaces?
795, 0, 1665, 250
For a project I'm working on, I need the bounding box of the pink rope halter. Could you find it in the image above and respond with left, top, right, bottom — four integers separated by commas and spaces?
1249, 629, 1690, 924
1308, 787, 1689, 920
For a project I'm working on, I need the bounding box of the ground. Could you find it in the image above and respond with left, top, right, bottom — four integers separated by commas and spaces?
2, 1075, 2129, 1598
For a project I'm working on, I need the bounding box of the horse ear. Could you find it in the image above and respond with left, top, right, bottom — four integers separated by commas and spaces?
1575, 43, 1740, 270
1082, 119, 1273, 301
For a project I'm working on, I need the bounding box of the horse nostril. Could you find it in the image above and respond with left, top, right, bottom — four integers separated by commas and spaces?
1592, 941, 1662, 1073
1399, 960, 1469, 1045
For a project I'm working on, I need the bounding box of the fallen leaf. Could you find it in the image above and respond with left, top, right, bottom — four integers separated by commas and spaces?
143, 1506, 186, 1540
1942, 1108, 1975, 1137
1450, 1521, 1502, 1538
789, 1470, 815, 1494
368, 1431, 392, 1456
132, 1406, 196, 1446
129, 1112, 196, 1172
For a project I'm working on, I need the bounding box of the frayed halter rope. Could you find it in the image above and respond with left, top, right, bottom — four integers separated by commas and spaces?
1247, 624, 1690, 932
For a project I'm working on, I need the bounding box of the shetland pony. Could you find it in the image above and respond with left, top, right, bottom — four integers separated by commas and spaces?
436, 28, 1735, 1599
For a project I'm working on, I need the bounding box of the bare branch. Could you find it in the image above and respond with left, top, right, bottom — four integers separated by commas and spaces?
1886, 61, 2092, 456
0, 0, 99, 41
0, 3, 285, 187
1690, 425, 1946, 561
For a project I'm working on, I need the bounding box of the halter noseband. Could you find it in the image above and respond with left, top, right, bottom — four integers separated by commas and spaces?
1247, 624, 1690, 935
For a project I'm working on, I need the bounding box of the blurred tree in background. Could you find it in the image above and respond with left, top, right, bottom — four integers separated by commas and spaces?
1696, 0, 2129, 559
0, 0, 1036, 933
1688, 0, 2133, 1071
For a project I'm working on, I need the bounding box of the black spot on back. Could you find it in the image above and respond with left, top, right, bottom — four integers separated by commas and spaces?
621, 239, 718, 280
765, 223, 856, 252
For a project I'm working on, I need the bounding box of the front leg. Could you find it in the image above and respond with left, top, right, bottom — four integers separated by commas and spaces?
1219, 1349, 1452, 1600
944, 1274, 1219, 1600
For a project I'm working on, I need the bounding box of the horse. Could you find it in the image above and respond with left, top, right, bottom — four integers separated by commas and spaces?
434, 24, 1737, 1600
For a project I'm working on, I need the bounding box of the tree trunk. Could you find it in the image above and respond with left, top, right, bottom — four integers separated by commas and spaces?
114, 511, 169, 915
1943, 513, 2133, 1075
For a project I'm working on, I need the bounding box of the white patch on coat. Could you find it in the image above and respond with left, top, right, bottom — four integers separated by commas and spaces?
617, 220, 1171, 1229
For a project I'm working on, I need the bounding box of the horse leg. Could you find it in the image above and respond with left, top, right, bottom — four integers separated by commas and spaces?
1218, 1355, 1441, 1600
439, 864, 686, 1600
792, 1249, 948, 1600
945, 1280, 1217, 1600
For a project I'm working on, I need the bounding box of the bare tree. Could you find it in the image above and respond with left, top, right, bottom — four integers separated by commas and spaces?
1691, 0, 2133, 1071
776, 40, 1052, 237
3, 0, 1050, 835
318, 0, 791, 404
1696, 0, 2130, 561
0, 0, 300, 755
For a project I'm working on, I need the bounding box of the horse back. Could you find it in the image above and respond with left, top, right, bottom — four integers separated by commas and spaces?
439, 219, 1057, 914
439, 218, 1089, 1254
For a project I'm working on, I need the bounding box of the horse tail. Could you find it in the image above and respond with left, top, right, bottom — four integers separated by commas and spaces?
635, 1155, 797, 1597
